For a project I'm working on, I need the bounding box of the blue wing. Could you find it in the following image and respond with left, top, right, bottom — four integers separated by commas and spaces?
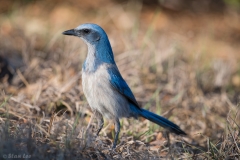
107, 66, 140, 108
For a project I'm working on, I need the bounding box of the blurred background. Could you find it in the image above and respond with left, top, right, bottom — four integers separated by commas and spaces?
0, 0, 239, 159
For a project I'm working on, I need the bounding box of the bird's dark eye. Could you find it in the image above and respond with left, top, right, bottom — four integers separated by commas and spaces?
82, 29, 90, 34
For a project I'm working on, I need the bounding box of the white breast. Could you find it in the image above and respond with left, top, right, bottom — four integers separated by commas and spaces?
82, 64, 133, 119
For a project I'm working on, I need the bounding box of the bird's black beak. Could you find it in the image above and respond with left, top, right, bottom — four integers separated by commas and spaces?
62, 29, 76, 36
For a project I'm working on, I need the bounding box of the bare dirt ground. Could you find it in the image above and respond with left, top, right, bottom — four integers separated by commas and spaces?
0, 1, 239, 159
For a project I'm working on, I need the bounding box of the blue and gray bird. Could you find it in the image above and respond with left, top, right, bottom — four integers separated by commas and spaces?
62, 23, 186, 148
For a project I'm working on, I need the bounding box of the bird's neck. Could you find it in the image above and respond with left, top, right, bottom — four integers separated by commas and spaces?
83, 40, 115, 73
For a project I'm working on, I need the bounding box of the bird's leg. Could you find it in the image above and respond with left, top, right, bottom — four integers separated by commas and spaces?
86, 110, 96, 133
95, 111, 104, 136
112, 118, 120, 149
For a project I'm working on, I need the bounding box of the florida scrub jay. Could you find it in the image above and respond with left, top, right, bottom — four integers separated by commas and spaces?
62, 23, 186, 148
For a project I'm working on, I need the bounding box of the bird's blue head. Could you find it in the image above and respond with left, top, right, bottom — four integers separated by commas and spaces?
62, 23, 115, 65
63, 23, 107, 45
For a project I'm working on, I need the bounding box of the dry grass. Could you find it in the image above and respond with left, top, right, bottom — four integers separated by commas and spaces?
0, 0, 240, 159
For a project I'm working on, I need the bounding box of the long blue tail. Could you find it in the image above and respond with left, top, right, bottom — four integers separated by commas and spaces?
139, 108, 186, 135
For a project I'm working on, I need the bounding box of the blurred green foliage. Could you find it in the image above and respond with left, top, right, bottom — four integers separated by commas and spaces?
224, 0, 240, 8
